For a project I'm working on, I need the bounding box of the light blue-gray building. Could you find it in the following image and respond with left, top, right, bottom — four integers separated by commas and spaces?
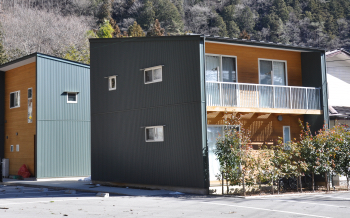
0, 53, 90, 178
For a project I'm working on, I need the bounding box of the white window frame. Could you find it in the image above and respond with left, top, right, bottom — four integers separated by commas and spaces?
67, 92, 78, 103
10, 145, 14, 152
10, 90, 20, 109
16, 144, 19, 152
283, 126, 291, 145
258, 58, 288, 86
205, 54, 238, 82
145, 126, 164, 142
144, 66, 162, 84
108, 76, 117, 91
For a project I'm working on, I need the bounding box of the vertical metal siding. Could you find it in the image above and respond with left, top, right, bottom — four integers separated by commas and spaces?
200, 39, 209, 188
0, 72, 4, 160
90, 36, 206, 189
36, 56, 90, 178
301, 52, 327, 133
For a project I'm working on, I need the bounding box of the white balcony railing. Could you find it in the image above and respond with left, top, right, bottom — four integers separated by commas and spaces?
206, 82, 321, 110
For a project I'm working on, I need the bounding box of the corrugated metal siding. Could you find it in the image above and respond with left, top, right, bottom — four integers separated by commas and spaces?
90, 36, 206, 189
90, 36, 202, 114
0, 72, 4, 159
301, 52, 328, 133
91, 104, 204, 188
36, 56, 90, 178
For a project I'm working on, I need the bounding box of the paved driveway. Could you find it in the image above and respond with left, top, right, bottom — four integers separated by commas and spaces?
0, 185, 349, 217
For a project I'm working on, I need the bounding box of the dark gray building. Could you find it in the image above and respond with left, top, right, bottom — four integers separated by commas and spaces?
90, 35, 328, 194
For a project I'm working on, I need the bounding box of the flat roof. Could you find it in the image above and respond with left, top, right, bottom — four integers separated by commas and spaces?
89, 35, 325, 53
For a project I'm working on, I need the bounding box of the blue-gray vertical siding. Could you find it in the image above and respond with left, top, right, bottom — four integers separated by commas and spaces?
36, 55, 90, 178
90, 36, 207, 190
0, 71, 4, 160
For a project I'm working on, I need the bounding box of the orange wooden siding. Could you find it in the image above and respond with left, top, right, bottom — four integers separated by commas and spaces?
4, 62, 36, 176
205, 42, 303, 86
207, 112, 303, 147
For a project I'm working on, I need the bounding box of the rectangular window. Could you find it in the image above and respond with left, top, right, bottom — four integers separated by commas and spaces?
283, 126, 291, 145
259, 59, 287, 85
10, 91, 20, 108
16, 144, 19, 152
145, 126, 164, 142
28, 88, 33, 123
109, 76, 117, 90
144, 66, 162, 84
67, 93, 77, 103
10, 145, 14, 152
205, 55, 237, 82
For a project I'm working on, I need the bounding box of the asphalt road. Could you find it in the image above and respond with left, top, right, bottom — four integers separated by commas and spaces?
0, 185, 349, 217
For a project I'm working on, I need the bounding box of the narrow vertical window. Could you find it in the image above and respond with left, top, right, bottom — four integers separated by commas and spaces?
283, 126, 291, 146
10, 91, 20, 108
28, 88, 33, 123
16, 144, 19, 152
10, 145, 14, 152
109, 76, 117, 91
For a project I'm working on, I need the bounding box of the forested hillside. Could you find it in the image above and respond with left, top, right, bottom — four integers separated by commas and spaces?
1, 0, 350, 64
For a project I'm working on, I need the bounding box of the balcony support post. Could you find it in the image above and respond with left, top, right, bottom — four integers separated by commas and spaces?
256, 85, 259, 108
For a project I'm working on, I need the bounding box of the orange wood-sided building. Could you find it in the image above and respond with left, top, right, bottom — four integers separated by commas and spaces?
204, 37, 328, 183
0, 53, 91, 178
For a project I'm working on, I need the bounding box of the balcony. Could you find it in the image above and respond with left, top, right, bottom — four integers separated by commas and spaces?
206, 82, 322, 114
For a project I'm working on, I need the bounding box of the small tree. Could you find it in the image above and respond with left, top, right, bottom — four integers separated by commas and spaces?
147, 19, 165, 36
110, 18, 122, 38
97, 19, 114, 38
299, 120, 318, 191
128, 21, 145, 37
215, 111, 254, 196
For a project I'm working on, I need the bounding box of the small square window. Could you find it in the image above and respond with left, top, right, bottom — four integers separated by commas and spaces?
67, 93, 77, 103
10, 145, 14, 152
145, 126, 164, 142
10, 91, 20, 108
144, 66, 162, 84
16, 144, 19, 152
109, 76, 117, 91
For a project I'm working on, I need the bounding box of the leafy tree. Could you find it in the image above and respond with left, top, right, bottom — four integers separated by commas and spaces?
236, 6, 255, 33
147, 19, 165, 36
138, 0, 156, 30
128, 21, 145, 37
152, 0, 184, 34
97, 0, 112, 24
227, 21, 240, 38
110, 18, 122, 38
215, 111, 254, 196
97, 19, 114, 38
239, 30, 250, 40
211, 14, 227, 37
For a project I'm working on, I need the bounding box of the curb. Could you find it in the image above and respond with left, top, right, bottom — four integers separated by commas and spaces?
0, 182, 129, 196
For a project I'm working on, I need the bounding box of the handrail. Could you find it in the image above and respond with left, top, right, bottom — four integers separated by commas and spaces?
205, 81, 321, 110
206, 81, 321, 90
